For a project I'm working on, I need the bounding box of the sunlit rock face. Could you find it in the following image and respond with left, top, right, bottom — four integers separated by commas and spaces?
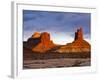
31, 32, 41, 38
56, 27, 91, 53
32, 32, 55, 53
24, 32, 55, 53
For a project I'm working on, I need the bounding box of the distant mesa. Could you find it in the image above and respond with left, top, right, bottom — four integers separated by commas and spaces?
23, 27, 91, 53
56, 27, 91, 53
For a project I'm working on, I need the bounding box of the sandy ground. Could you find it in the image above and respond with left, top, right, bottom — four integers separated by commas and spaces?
23, 58, 90, 69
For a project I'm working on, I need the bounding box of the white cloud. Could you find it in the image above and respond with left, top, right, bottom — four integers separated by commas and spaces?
52, 36, 73, 45
84, 38, 91, 44
84, 34, 91, 44
23, 31, 34, 41
51, 32, 74, 45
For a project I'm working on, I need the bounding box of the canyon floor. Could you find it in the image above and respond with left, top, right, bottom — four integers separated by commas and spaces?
23, 51, 90, 69
23, 58, 90, 69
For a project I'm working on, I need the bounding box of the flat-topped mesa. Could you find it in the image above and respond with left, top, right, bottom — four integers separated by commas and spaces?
32, 32, 55, 53
27, 32, 51, 46
74, 27, 83, 41
26, 32, 55, 53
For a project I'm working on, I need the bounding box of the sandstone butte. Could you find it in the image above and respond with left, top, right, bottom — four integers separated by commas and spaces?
57, 27, 91, 53
23, 27, 91, 53
26, 32, 56, 53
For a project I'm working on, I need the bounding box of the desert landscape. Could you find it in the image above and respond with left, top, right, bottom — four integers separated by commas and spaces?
23, 58, 90, 69
23, 27, 91, 69
23, 10, 91, 69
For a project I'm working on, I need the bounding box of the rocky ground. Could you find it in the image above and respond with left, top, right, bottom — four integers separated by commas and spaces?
23, 58, 90, 69
23, 48, 91, 69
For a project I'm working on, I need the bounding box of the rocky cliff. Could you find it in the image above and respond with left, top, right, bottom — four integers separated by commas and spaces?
23, 27, 90, 54
56, 28, 91, 53
24, 32, 56, 53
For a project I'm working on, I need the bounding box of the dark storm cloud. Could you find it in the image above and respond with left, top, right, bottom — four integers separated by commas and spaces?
23, 10, 91, 42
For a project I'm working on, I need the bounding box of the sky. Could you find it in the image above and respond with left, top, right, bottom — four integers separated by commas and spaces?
23, 10, 91, 45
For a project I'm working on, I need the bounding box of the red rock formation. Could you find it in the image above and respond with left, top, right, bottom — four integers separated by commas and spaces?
25, 32, 41, 49
74, 27, 83, 41
31, 32, 41, 38
32, 32, 55, 53
25, 32, 55, 53
72, 27, 90, 47
41, 32, 50, 46
57, 27, 91, 53
24, 27, 90, 54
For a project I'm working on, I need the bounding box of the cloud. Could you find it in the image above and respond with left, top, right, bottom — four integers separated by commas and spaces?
84, 38, 91, 44
84, 33, 91, 44
52, 35, 74, 45
23, 10, 47, 22
23, 31, 34, 41
23, 10, 91, 44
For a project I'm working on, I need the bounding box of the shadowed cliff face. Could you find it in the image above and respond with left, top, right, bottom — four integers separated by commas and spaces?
74, 27, 83, 41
